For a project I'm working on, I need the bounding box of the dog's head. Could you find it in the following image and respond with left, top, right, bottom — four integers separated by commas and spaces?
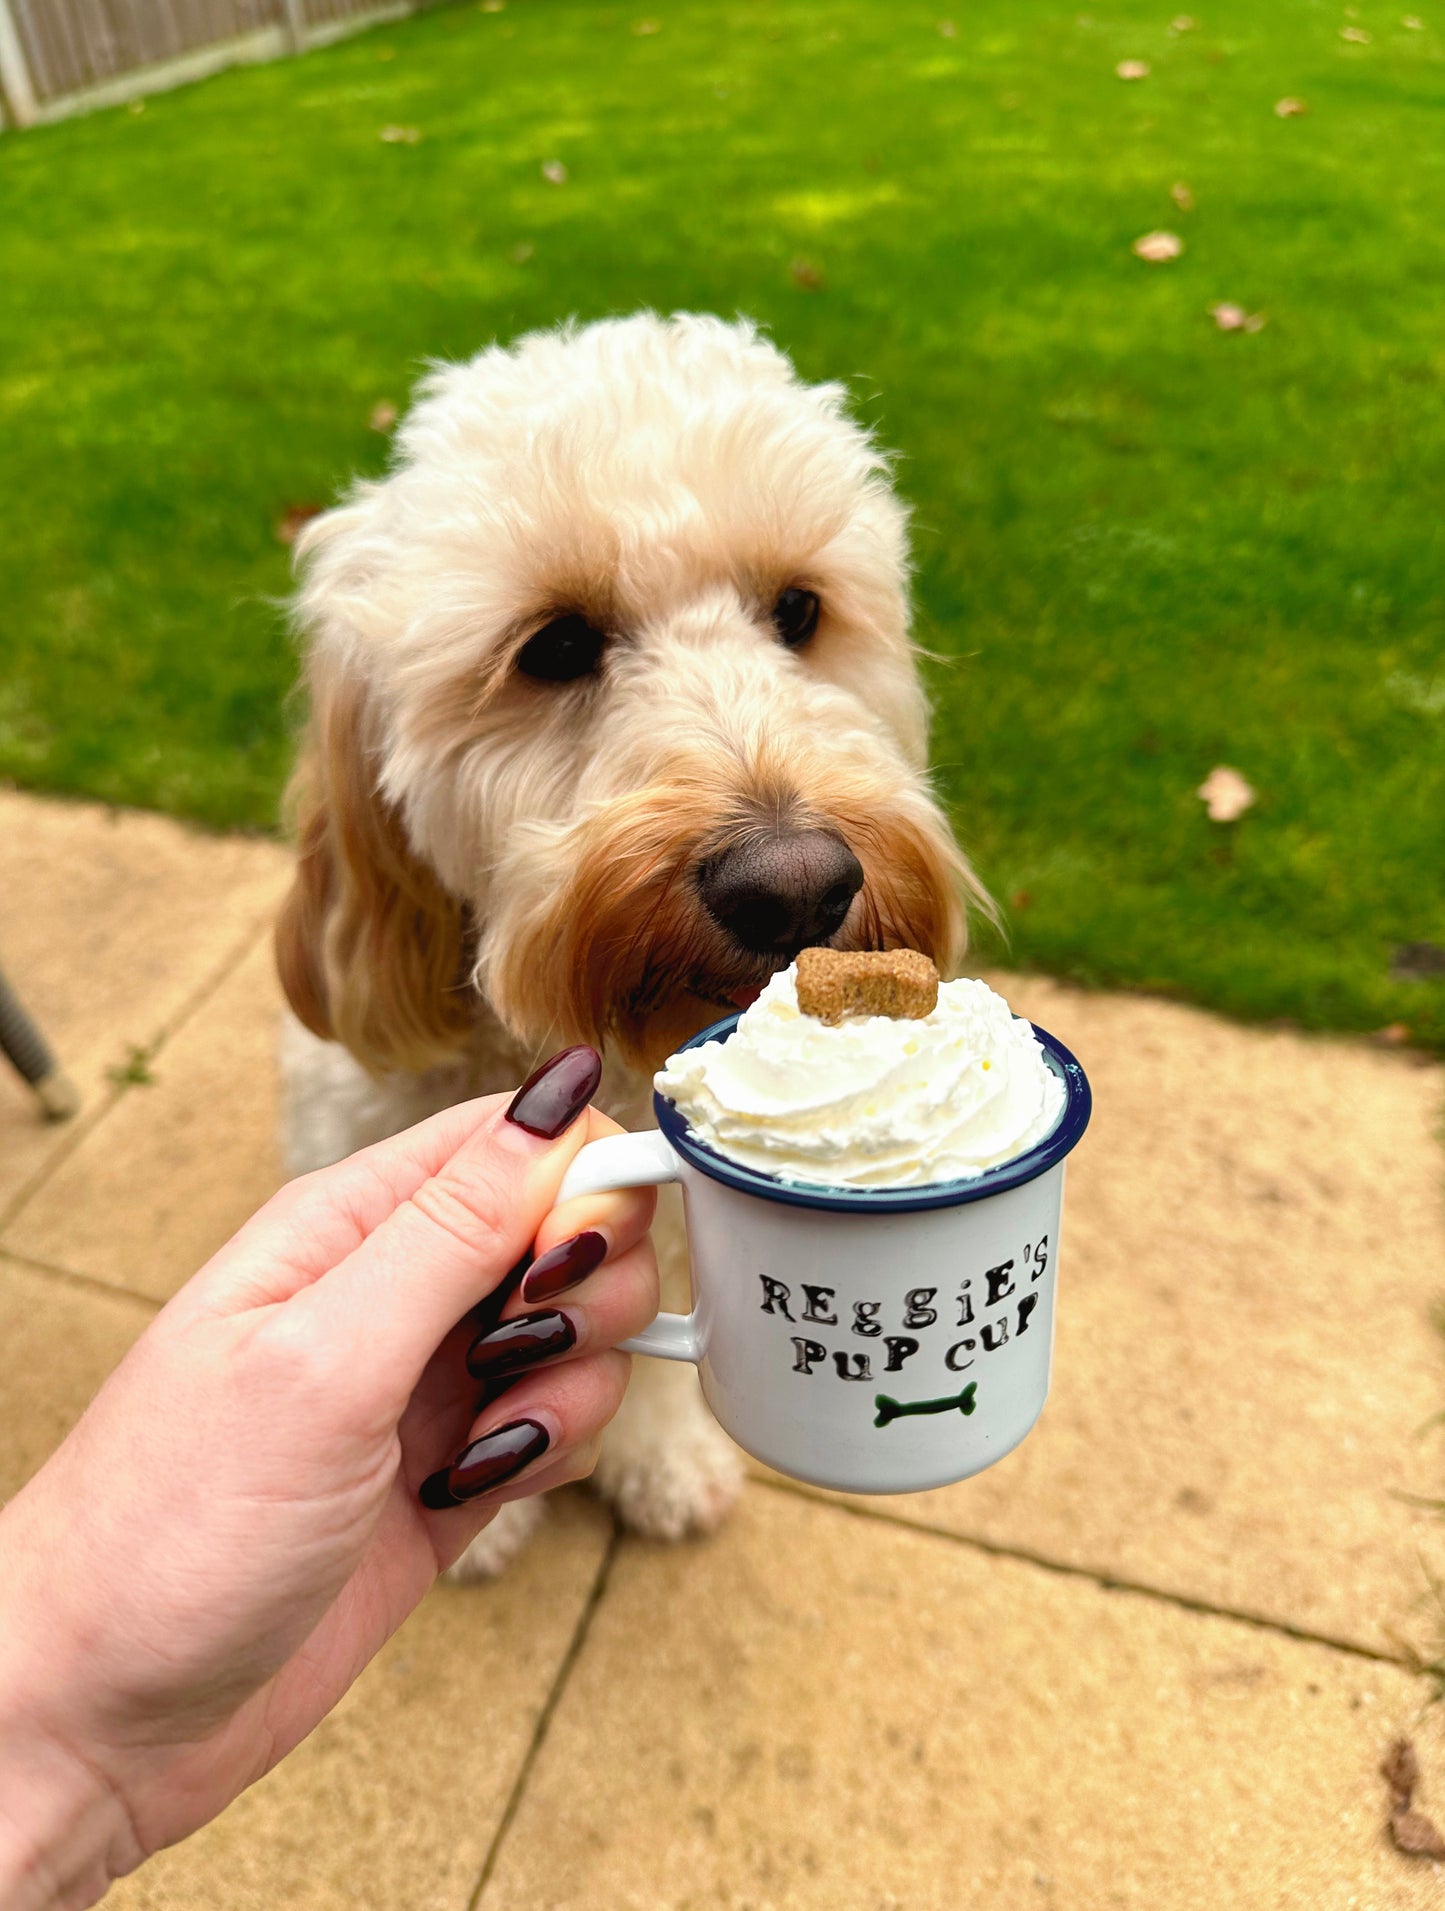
278, 313, 987, 1073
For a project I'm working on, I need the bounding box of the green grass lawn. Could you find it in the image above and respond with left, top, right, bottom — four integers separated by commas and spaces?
2, 0, 1444, 1044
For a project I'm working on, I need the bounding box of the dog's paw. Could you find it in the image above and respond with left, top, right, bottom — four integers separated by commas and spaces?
442, 1496, 547, 1583
593, 1416, 745, 1542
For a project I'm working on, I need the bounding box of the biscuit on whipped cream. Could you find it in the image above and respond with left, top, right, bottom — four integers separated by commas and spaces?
795, 947, 938, 1024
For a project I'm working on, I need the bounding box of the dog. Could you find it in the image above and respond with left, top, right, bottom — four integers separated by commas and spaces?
274, 311, 983, 1578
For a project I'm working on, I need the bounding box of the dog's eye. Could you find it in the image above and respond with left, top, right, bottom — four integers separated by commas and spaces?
772, 587, 821, 649
515, 614, 607, 683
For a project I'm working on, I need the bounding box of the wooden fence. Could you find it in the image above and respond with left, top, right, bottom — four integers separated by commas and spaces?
0, 0, 426, 127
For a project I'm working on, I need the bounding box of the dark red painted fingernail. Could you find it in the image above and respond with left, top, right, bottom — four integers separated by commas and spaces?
465, 1249, 532, 1339
505, 1046, 602, 1139
419, 1468, 461, 1510
520, 1230, 607, 1304
448, 1419, 551, 1500
466, 1310, 576, 1381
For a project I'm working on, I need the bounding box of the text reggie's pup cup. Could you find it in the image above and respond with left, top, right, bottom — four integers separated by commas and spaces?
556, 1014, 1091, 1495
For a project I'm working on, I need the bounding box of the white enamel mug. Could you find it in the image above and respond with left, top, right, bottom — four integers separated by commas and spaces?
557, 1014, 1092, 1496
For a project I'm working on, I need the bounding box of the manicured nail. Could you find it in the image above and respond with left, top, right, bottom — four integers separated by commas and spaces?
466, 1310, 576, 1381
448, 1419, 551, 1500
419, 1468, 461, 1510
520, 1229, 607, 1304
505, 1046, 602, 1140
466, 1250, 532, 1338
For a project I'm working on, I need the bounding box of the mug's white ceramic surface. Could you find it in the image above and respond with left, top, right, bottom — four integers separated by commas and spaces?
557, 1015, 1091, 1495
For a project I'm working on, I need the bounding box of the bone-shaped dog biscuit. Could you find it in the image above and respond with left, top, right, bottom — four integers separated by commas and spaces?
795, 947, 939, 1024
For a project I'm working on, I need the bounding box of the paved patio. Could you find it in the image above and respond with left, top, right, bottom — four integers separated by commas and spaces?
3, 784, 1445, 1908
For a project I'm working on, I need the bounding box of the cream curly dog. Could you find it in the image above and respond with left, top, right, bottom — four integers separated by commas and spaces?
275, 311, 982, 1578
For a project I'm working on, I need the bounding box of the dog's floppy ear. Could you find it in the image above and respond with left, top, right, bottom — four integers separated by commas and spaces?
276, 669, 476, 1075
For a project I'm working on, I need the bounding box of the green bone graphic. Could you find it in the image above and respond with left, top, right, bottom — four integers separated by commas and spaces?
874, 1383, 978, 1428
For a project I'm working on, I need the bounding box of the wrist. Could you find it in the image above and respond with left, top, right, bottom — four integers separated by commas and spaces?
0, 1720, 141, 1911
0, 1490, 143, 1911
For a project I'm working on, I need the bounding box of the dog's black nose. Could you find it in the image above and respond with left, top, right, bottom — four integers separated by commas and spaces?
699, 829, 865, 956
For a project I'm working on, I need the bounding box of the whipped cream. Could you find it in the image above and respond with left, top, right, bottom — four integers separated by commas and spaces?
655, 966, 1065, 1190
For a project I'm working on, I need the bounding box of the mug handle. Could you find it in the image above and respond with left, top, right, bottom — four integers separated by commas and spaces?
555, 1131, 699, 1365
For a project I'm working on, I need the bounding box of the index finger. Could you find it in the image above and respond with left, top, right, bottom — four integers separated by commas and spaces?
271, 1057, 625, 1399
193, 1052, 625, 1315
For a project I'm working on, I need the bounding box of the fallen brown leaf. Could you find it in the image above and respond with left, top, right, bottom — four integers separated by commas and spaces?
1211, 301, 1266, 332
541, 159, 568, 184
379, 125, 420, 144
1010, 888, 1034, 911
1116, 58, 1151, 78
1372, 1023, 1412, 1047
1169, 12, 1198, 29
1171, 180, 1195, 211
1340, 24, 1372, 41
1274, 95, 1308, 116
789, 256, 826, 291
1382, 1738, 1421, 1808
275, 503, 323, 546
368, 401, 397, 432
1133, 229, 1183, 262
1391, 1808, 1445, 1861
1197, 765, 1255, 821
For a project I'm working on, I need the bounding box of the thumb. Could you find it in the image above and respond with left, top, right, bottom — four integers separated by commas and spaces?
287, 1047, 603, 1402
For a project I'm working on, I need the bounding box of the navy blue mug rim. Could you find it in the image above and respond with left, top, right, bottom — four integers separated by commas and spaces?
652, 1012, 1092, 1214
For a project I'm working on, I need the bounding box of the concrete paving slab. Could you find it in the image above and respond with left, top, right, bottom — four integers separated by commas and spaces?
769, 976, 1445, 1658
0, 1250, 153, 1501
108, 1494, 613, 1911
0, 791, 289, 1215
5, 937, 285, 1302
481, 1485, 1442, 1911
4, 791, 1444, 1911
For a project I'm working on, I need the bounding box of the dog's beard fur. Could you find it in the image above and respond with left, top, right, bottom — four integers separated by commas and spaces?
485, 739, 975, 1072
494, 796, 968, 1071
275, 313, 989, 1077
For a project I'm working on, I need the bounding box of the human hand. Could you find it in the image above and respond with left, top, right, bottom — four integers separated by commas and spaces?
0, 1048, 657, 1908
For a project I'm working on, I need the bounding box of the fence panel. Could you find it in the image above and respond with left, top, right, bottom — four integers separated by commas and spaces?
300, 0, 389, 25
11, 0, 285, 101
